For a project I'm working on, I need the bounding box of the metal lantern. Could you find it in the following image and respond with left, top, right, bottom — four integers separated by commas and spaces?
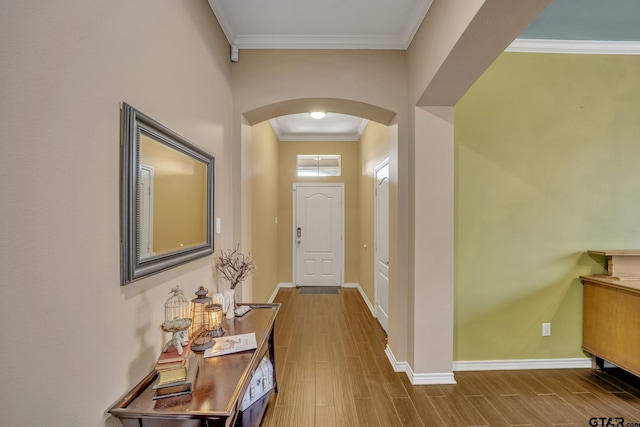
206, 303, 225, 338
190, 286, 214, 351
161, 285, 192, 354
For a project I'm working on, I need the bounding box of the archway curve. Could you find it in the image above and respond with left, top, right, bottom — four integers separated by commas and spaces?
243, 97, 397, 126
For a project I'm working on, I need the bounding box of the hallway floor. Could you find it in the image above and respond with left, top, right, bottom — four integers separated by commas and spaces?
260, 287, 640, 426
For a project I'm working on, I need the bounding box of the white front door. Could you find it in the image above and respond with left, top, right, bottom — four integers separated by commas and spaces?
294, 183, 343, 287
375, 161, 390, 332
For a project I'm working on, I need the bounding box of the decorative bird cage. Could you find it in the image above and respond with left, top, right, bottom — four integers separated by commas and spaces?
164, 284, 190, 323
190, 286, 214, 351
161, 285, 191, 354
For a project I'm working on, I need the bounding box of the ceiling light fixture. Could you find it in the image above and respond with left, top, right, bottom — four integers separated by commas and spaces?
309, 111, 326, 119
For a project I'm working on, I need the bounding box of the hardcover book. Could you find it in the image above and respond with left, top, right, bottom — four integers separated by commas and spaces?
155, 358, 186, 372
156, 366, 187, 386
156, 345, 188, 365
152, 353, 199, 400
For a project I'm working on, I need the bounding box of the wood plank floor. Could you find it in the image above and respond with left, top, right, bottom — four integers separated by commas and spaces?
260, 287, 640, 427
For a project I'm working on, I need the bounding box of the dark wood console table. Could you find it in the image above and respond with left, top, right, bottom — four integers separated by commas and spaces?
581, 250, 640, 377
109, 303, 280, 427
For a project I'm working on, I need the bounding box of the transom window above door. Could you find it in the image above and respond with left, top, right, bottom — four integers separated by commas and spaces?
297, 154, 341, 176
297, 155, 341, 177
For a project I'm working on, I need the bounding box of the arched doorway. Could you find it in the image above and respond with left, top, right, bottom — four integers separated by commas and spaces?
241, 98, 397, 330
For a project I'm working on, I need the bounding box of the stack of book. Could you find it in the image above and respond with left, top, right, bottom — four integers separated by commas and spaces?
152, 351, 199, 400
155, 345, 188, 372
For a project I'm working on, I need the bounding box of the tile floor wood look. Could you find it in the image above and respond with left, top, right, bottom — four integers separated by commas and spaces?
261, 287, 640, 426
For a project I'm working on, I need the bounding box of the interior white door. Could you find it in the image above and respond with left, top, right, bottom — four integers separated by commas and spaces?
139, 164, 154, 259
375, 161, 390, 333
294, 184, 343, 287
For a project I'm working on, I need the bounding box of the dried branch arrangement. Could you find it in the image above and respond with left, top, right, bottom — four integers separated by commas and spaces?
216, 246, 256, 290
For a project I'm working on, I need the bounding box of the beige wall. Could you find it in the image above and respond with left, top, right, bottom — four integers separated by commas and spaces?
232, 49, 408, 325
277, 140, 361, 285
358, 122, 391, 304
0, 1, 233, 425
250, 122, 280, 302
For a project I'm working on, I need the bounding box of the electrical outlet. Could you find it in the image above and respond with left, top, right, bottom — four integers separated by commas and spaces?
542, 323, 551, 337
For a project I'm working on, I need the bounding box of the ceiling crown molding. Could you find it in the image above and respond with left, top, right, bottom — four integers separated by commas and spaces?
231, 35, 409, 50
507, 38, 640, 55
268, 117, 369, 142
208, 0, 432, 50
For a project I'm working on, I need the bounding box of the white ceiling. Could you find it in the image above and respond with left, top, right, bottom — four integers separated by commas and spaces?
208, 0, 433, 50
208, 0, 640, 141
269, 113, 368, 142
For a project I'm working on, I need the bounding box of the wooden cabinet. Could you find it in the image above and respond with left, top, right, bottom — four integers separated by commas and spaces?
581, 250, 640, 377
109, 304, 280, 427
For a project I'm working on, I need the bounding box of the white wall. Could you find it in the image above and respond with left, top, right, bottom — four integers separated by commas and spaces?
0, 2, 232, 425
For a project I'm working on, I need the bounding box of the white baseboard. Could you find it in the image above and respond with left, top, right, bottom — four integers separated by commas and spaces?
342, 282, 375, 316
453, 357, 592, 371
384, 345, 457, 385
268, 282, 293, 303
385, 345, 591, 384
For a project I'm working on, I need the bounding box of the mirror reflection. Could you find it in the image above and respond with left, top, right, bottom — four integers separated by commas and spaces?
139, 134, 208, 259
121, 103, 214, 285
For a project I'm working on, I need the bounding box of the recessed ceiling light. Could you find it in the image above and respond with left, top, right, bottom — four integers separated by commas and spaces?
309, 111, 326, 119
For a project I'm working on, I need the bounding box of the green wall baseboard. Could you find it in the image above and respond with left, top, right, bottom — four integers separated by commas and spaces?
453, 358, 592, 371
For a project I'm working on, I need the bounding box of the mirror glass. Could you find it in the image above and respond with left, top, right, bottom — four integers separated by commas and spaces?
121, 103, 214, 285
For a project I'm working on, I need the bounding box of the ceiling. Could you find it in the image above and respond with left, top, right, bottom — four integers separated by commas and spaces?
208, 0, 640, 141
519, 0, 640, 41
269, 113, 369, 142
208, 0, 433, 50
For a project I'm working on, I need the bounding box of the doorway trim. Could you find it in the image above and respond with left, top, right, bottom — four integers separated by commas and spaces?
292, 182, 345, 287
374, 158, 390, 332
139, 163, 155, 259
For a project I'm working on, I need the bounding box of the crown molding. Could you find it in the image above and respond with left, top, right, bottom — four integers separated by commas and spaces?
231, 34, 408, 50
276, 133, 361, 142
507, 38, 640, 55
209, 0, 433, 50
268, 118, 283, 140
400, 0, 433, 49
269, 118, 368, 142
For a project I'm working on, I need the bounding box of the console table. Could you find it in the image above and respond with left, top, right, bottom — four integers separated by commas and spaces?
581, 250, 640, 377
109, 303, 280, 427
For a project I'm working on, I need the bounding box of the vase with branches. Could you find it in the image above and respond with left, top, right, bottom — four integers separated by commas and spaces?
216, 245, 256, 290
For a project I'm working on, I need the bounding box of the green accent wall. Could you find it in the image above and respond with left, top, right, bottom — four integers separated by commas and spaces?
454, 52, 640, 361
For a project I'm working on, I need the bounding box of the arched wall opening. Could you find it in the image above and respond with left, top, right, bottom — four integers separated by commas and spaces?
240, 97, 399, 315
242, 98, 397, 127
230, 48, 409, 374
